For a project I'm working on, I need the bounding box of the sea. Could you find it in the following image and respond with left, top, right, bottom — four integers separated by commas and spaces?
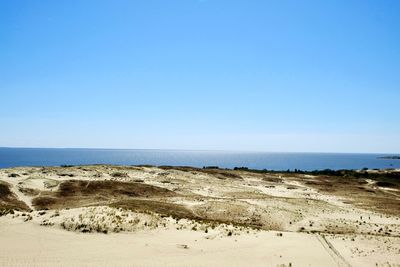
0, 147, 399, 171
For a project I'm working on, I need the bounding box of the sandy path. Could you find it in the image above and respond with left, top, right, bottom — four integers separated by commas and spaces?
316, 234, 351, 267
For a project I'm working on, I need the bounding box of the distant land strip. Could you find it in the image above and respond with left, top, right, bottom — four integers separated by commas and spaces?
378, 156, 400, 160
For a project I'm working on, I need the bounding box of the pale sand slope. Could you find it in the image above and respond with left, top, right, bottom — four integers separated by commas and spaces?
0, 216, 336, 267
0, 165, 399, 266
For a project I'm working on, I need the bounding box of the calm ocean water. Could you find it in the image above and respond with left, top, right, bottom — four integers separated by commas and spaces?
0, 148, 399, 171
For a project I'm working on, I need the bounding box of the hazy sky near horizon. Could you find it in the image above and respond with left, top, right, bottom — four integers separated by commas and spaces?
1, 0, 400, 153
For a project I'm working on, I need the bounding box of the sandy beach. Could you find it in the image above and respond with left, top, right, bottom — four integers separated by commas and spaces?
1, 165, 399, 267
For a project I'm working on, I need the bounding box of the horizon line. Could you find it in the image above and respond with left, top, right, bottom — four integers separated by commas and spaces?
0, 146, 398, 155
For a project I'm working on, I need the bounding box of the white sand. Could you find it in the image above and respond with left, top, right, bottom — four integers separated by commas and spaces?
0, 215, 338, 267
0, 166, 399, 267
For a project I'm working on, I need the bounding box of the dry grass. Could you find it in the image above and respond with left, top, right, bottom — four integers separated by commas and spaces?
159, 166, 243, 180
7, 166, 399, 236
262, 176, 283, 183
60, 207, 160, 233
58, 180, 176, 198
110, 199, 198, 220
300, 175, 400, 215
32, 180, 177, 210
110, 199, 263, 229
110, 172, 129, 178
0, 181, 30, 214
18, 187, 40, 197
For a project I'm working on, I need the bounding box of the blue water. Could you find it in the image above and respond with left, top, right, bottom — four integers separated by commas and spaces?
0, 148, 399, 171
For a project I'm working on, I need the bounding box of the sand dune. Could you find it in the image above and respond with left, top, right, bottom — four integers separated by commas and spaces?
0, 165, 399, 266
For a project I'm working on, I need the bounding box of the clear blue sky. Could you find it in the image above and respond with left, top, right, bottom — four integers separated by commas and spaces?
1, 0, 399, 153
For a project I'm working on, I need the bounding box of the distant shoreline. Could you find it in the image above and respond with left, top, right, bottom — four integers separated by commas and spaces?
378, 156, 400, 160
